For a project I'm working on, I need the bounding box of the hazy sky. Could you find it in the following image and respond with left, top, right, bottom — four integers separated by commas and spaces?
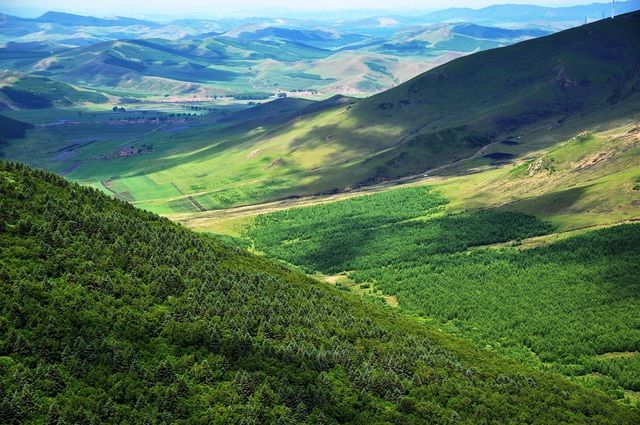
1, 0, 608, 18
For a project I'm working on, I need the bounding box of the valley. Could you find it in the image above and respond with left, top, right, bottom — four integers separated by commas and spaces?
4, 12, 639, 217
1, 3, 640, 423
171, 117, 640, 402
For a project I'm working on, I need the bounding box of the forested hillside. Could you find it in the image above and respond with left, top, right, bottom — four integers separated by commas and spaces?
244, 185, 640, 401
1, 161, 638, 423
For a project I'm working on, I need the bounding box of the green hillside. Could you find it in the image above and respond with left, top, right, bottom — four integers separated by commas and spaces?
2, 161, 639, 423
1, 76, 107, 108
8, 12, 633, 215
243, 11, 640, 191
0, 115, 34, 140
351, 12, 640, 181
242, 182, 640, 402
194, 115, 639, 401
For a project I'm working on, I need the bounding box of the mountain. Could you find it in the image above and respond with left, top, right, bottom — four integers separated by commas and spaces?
223, 26, 371, 49
0, 15, 44, 38
378, 22, 550, 55
1, 160, 638, 423
3, 12, 638, 214
421, 1, 640, 24
230, 11, 640, 194
0, 76, 107, 108
131, 11, 638, 212
21, 39, 241, 93
35, 11, 159, 27
343, 11, 640, 182
451, 23, 550, 39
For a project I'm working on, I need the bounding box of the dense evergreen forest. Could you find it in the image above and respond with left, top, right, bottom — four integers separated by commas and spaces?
246, 186, 640, 400
1, 162, 639, 423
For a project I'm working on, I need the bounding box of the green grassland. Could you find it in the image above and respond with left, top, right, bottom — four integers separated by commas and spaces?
0, 76, 108, 108
435, 122, 640, 230
0, 99, 373, 214
4, 97, 637, 223
4, 161, 640, 423
3, 13, 637, 217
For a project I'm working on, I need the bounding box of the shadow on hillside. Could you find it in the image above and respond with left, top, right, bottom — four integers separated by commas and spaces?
501, 185, 592, 217
263, 206, 553, 275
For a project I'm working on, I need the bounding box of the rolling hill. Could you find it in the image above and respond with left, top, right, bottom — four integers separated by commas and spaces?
0, 7, 579, 98
34, 11, 160, 27
0, 75, 107, 108
378, 22, 551, 55
1, 12, 639, 216
346, 11, 640, 182
43, 11, 636, 214
176, 90, 640, 405
419, 0, 640, 24
1, 160, 639, 423
223, 26, 371, 50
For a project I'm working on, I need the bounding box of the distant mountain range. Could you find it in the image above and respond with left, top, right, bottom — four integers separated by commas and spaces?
0, 1, 638, 99
419, 1, 640, 24
34, 11, 161, 27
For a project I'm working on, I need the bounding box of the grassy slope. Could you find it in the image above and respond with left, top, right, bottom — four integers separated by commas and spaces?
437, 122, 640, 230
311, 12, 640, 183
34, 13, 640, 214
176, 116, 640, 236
1, 14, 637, 219
0, 76, 108, 108
187, 111, 639, 400
3, 161, 639, 423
